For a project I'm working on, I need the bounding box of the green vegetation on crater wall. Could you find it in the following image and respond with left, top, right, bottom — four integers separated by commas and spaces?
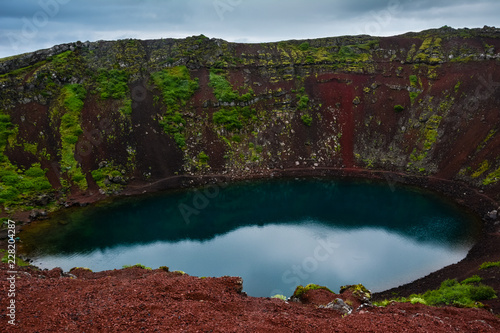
292, 284, 334, 299
208, 70, 254, 103
151, 66, 199, 147
483, 166, 500, 186
471, 160, 489, 178
96, 69, 132, 115
0, 112, 52, 208
409, 115, 442, 164
59, 84, 87, 190
480, 261, 500, 269
301, 113, 313, 126
213, 106, 257, 132
375, 277, 496, 308
90, 163, 127, 194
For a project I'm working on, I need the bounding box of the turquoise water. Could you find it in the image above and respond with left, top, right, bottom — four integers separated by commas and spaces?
19, 178, 481, 297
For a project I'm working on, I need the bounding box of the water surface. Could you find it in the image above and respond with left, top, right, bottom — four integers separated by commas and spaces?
19, 178, 481, 297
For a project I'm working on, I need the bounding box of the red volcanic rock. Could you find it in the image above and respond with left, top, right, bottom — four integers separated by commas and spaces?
1, 263, 499, 332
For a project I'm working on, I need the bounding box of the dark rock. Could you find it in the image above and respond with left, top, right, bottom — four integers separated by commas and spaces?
486, 210, 498, 220
319, 298, 353, 315
35, 194, 51, 206
29, 210, 41, 220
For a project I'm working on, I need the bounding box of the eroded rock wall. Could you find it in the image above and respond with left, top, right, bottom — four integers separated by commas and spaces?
0, 27, 499, 213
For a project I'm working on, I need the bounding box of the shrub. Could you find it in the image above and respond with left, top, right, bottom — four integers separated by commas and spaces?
409, 75, 418, 85
213, 107, 256, 132
339, 46, 355, 58
422, 278, 496, 307
299, 42, 310, 51
394, 105, 404, 112
152, 66, 199, 111
97, 69, 129, 100
209, 71, 238, 102
480, 261, 500, 270
63, 84, 87, 112
301, 114, 313, 126
198, 152, 209, 164
293, 284, 334, 299
152, 66, 199, 147
298, 95, 309, 110
376, 277, 497, 309
461, 275, 482, 284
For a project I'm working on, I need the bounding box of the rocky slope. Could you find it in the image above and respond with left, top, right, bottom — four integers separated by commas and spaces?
1, 26, 500, 331
0, 26, 499, 214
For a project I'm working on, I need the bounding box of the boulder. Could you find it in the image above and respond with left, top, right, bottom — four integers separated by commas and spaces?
319, 298, 352, 315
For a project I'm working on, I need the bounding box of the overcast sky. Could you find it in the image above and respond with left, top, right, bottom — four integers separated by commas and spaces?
1, 0, 499, 58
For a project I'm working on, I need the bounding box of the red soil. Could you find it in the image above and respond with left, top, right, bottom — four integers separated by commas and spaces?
1, 264, 499, 332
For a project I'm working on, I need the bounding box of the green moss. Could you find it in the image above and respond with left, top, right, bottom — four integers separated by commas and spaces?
198, 151, 209, 164
292, 284, 334, 299
59, 84, 87, 190
299, 42, 310, 51
409, 75, 418, 86
0, 111, 52, 208
69, 267, 93, 272
91, 163, 126, 193
0, 249, 30, 267
483, 167, 500, 186
375, 277, 497, 309
423, 115, 442, 150
297, 95, 309, 110
340, 284, 371, 301
409, 92, 419, 105
422, 279, 496, 307
394, 105, 404, 112
96, 69, 132, 115
461, 275, 482, 284
301, 113, 313, 126
477, 130, 497, 152
152, 66, 199, 147
213, 106, 257, 132
271, 294, 288, 301
471, 161, 490, 178
479, 261, 500, 270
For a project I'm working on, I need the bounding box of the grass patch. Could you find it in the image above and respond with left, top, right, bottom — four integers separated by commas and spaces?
97, 69, 129, 99
151, 66, 199, 147
59, 84, 87, 190
483, 167, 500, 186
209, 70, 254, 103
97, 69, 132, 115
471, 160, 489, 178
375, 277, 496, 308
301, 113, 313, 126
213, 106, 257, 132
394, 105, 405, 112
461, 275, 482, 284
0, 111, 52, 208
409, 75, 418, 86
0, 249, 30, 267
480, 261, 500, 270
293, 284, 334, 299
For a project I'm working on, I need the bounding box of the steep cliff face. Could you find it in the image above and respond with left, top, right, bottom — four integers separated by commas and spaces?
1, 26, 500, 213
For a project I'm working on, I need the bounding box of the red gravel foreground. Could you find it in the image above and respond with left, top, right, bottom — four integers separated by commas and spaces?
1, 264, 499, 332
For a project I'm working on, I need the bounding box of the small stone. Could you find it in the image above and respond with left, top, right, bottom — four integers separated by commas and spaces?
486, 210, 498, 220
320, 298, 353, 315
